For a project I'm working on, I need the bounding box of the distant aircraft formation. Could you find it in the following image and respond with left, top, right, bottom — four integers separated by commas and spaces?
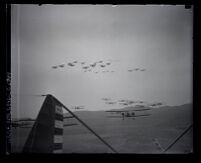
51, 60, 116, 74
51, 60, 146, 74
127, 68, 146, 72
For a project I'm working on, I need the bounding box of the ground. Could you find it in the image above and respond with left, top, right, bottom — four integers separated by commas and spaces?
11, 104, 193, 153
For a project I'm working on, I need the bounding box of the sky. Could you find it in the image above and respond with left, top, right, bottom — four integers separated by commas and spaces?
11, 4, 193, 119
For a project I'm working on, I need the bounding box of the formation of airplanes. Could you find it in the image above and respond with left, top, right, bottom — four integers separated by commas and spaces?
51, 60, 146, 75
51, 60, 116, 74
128, 68, 146, 72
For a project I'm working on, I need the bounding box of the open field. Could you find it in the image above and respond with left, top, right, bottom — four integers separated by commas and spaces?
11, 104, 193, 153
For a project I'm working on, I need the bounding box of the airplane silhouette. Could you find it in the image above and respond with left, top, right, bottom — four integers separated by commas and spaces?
22, 94, 118, 153
67, 63, 75, 67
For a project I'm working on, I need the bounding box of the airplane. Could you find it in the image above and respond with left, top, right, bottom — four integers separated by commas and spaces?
52, 66, 58, 69
118, 100, 126, 102
72, 106, 85, 110
100, 65, 106, 68
67, 63, 75, 67
106, 108, 151, 120
149, 102, 164, 107
90, 63, 96, 67
135, 105, 146, 108
58, 64, 65, 68
102, 98, 111, 101
119, 103, 129, 106
22, 94, 118, 153
52, 63, 65, 69
82, 66, 89, 69
105, 101, 116, 105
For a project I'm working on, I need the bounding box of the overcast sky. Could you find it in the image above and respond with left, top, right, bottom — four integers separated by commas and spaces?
11, 5, 193, 118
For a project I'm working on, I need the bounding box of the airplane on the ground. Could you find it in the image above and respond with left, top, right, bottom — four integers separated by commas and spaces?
106, 108, 151, 120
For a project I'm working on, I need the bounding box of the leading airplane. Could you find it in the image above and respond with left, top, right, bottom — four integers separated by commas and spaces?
106, 108, 151, 120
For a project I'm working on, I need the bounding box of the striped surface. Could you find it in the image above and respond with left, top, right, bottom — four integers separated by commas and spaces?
53, 105, 63, 153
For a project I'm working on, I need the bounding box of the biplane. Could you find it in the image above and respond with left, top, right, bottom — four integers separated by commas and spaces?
106, 108, 151, 120
20, 94, 118, 153
71, 106, 85, 110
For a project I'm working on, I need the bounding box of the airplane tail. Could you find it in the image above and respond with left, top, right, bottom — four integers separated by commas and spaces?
22, 94, 63, 153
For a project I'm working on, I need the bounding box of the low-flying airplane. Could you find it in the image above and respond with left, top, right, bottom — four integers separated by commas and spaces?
106, 108, 151, 120
72, 106, 85, 110
149, 102, 164, 107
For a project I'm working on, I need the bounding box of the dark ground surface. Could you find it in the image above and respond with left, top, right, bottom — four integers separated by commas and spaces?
11, 104, 193, 153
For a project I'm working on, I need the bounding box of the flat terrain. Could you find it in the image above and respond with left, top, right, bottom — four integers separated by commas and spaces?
11, 104, 193, 153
